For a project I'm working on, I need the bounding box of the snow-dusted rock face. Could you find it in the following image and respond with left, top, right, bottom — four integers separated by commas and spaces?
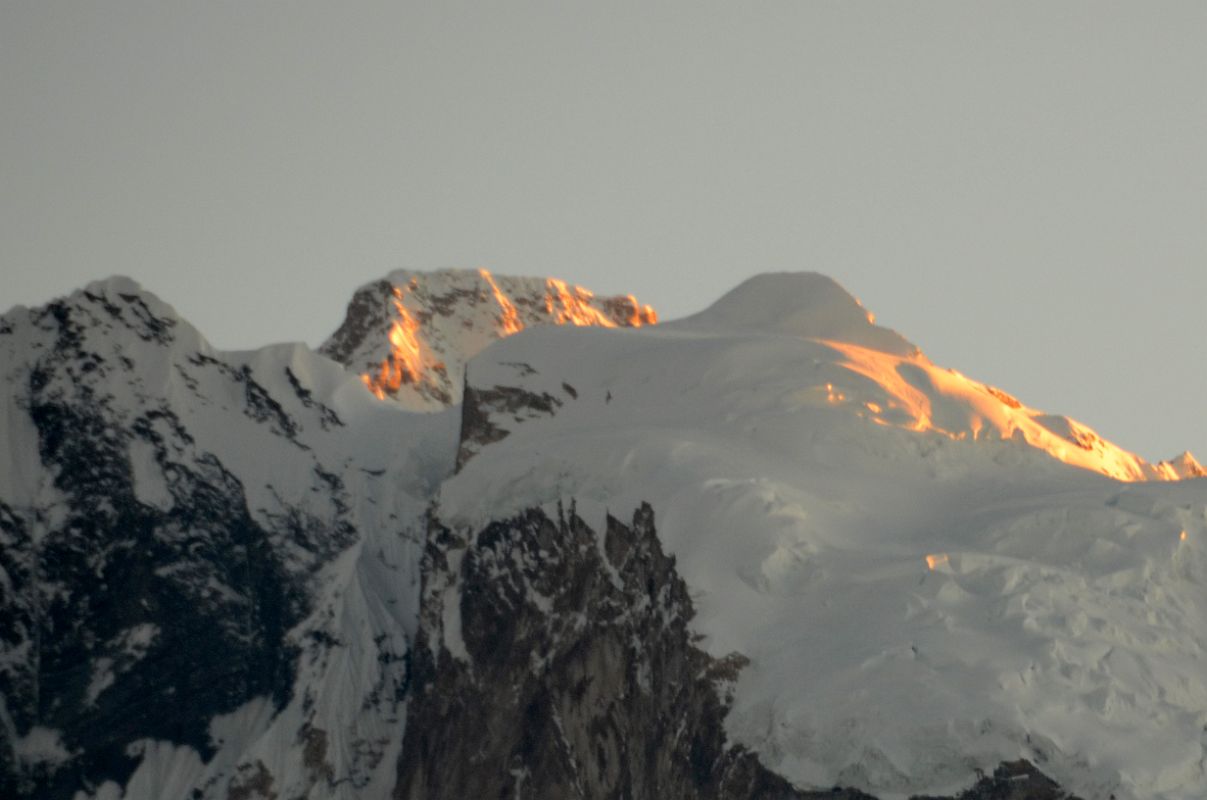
0, 278, 458, 799
396, 503, 815, 800
396, 500, 1073, 800
319, 268, 655, 410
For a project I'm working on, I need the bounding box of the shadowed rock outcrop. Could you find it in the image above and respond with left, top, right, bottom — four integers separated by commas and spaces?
394, 501, 1079, 800
396, 503, 863, 800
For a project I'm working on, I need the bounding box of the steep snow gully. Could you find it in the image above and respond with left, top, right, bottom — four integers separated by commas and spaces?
1, 268, 1204, 800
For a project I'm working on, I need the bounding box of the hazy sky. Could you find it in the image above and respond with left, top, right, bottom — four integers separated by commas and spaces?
3, 2, 1205, 462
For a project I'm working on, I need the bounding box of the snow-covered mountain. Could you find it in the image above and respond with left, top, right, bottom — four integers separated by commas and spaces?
1, 269, 1204, 800
0, 277, 462, 799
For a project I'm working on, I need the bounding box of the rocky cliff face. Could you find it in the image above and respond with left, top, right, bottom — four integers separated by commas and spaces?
396, 503, 846, 800
394, 499, 1076, 800
0, 284, 319, 797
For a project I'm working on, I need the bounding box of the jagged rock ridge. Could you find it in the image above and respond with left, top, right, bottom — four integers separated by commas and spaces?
397, 502, 815, 800
320, 268, 655, 410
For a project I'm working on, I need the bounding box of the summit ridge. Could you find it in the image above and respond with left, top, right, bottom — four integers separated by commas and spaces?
319, 268, 655, 410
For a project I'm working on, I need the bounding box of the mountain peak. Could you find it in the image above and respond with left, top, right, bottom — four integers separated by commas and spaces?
78, 274, 179, 315
1156, 450, 1206, 479
319, 268, 655, 410
671, 272, 917, 357
82, 274, 145, 297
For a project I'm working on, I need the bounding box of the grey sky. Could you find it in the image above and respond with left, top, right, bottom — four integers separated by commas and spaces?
3, 2, 1205, 463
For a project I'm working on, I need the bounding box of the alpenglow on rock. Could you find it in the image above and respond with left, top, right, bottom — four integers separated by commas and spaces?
2, 267, 1205, 800
319, 268, 656, 410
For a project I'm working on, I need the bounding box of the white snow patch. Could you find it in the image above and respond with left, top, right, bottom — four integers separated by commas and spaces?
14, 726, 72, 766
118, 623, 159, 657
115, 739, 207, 800
128, 438, 172, 511
85, 658, 115, 707
441, 548, 471, 664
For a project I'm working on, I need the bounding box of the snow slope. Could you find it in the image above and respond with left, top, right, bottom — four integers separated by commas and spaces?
439, 272, 1207, 800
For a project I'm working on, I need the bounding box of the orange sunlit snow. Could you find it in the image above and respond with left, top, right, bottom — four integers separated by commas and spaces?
360, 272, 656, 401
628, 299, 658, 327
542, 279, 657, 329
817, 339, 1170, 483
480, 269, 524, 336
361, 289, 437, 400
544, 279, 617, 327
925, 553, 950, 571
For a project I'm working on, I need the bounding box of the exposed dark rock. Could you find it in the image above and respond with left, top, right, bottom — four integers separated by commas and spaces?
0, 501, 37, 790
226, 760, 277, 800
300, 724, 334, 786
285, 367, 344, 430
423, 285, 483, 319
319, 280, 395, 366
455, 384, 562, 469
912, 760, 1080, 800
0, 288, 358, 799
4, 395, 305, 799
395, 503, 868, 800
394, 502, 1078, 800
